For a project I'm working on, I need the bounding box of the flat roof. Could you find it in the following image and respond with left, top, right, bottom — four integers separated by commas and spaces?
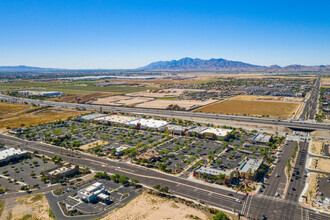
125, 118, 169, 129
195, 166, 231, 176
95, 115, 137, 124
0, 148, 27, 161
252, 133, 272, 143
239, 158, 263, 173
48, 164, 76, 175
79, 113, 107, 120
199, 127, 233, 137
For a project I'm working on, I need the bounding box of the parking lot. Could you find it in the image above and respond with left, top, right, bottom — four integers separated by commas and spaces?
0, 157, 57, 192
61, 179, 141, 215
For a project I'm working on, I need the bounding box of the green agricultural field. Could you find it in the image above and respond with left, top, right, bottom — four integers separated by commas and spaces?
0, 81, 154, 94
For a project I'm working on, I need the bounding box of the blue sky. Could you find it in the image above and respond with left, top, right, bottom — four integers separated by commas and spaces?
0, 0, 329, 69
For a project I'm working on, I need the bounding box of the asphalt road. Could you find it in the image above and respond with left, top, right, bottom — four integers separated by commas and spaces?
263, 141, 296, 197
286, 141, 309, 202
300, 75, 320, 121
1, 134, 329, 220
0, 93, 329, 131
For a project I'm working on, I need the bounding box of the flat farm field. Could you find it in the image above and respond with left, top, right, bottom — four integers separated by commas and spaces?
195, 100, 299, 118
0, 108, 85, 129
0, 102, 32, 117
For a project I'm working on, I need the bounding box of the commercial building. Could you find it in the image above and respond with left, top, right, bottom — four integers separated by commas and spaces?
95, 114, 137, 126
44, 163, 79, 182
198, 127, 233, 139
124, 118, 169, 130
18, 91, 63, 97
77, 182, 110, 203
239, 158, 263, 181
251, 133, 273, 144
0, 148, 28, 165
77, 113, 107, 122
159, 124, 186, 135
193, 166, 233, 184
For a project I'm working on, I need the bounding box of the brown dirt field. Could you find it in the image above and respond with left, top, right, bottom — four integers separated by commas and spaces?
303, 173, 318, 204
310, 140, 328, 156
232, 95, 260, 100
1, 194, 53, 220
116, 97, 155, 106
310, 158, 330, 172
80, 140, 109, 151
0, 102, 33, 117
232, 95, 304, 102
195, 100, 299, 118
101, 192, 219, 220
135, 99, 217, 110
92, 95, 130, 105
49, 92, 116, 103
0, 108, 86, 129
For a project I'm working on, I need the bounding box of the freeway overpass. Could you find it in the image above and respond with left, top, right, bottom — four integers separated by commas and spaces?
0, 93, 329, 131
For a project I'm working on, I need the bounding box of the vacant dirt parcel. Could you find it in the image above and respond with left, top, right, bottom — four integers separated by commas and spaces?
135, 99, 217, 110
195, 100, 299, 118
0, 102, 32, 117
0, 108, 85, 129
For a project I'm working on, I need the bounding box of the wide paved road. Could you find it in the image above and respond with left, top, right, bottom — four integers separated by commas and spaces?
286, 140, 309, 202
0, 93, 329, 131
1, 134, 329, 220
263, 141, 296, 197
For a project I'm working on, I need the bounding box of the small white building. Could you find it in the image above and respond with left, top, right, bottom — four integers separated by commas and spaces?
77, 182, 110, 203
0, 148, 28, 165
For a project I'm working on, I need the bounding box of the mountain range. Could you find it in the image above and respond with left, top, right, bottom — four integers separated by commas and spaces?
140, 57, 330, 72
1, 58, 330, 73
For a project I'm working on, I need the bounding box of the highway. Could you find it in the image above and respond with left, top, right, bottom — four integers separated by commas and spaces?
0, 93, 329, 131
1, 134, 329, 220
300, 75, 321, 121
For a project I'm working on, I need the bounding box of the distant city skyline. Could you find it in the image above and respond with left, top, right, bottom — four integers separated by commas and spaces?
0, 0, 329, 69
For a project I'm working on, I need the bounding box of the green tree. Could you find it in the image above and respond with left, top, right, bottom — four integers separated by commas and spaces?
213, 211, 228, 220
119, 175, 129, 184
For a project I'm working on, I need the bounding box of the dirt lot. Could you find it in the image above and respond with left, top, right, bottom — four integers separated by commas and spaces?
303, 173, 318, 204
135, 99, 217, 110
310, 158, 330, 172
0, 108, 86, 129
80, 140, 109, 151
49, 92, 115, 103
310, 140, 328, 156
92, 95, 130, 105
232, 95, 304, 102
0, 102, 32, 117
1, 194, 53, 220
101, 191, 216, 220
195, 99, 299, 118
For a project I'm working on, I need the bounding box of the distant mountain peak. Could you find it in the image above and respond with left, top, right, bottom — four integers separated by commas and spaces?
139, 58, 330, 72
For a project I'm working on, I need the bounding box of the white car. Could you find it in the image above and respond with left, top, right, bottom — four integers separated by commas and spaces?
234, 199, 241, 203
275, 193, 280, 197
